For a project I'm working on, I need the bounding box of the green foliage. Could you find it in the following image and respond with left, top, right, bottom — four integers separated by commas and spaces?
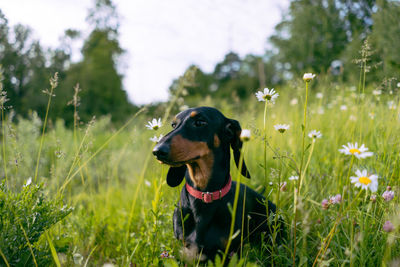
0, 182, 72, 266
0, 1, 135, 127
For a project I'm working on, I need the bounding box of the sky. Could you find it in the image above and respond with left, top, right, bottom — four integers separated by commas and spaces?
1, 0, 289, 105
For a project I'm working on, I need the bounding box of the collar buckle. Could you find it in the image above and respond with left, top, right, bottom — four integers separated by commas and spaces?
202, 192, 213, 203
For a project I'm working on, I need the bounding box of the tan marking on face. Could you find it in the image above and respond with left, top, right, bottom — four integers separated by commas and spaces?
169, 134, 213, 190
214, 134, 220, 148
170, 135, 210, 162
186, 153, 214, 190
190, 111, 197, 117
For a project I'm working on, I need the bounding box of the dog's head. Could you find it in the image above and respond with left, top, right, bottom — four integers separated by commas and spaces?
152, 106, 250, 188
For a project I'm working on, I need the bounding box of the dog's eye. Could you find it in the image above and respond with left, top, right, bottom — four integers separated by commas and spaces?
193, 119, 207, 127
171, 122, 177, 128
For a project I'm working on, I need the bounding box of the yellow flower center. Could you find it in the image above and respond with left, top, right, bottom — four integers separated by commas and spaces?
349, 148, 360, 154
263, 94, 272, 100
359, 176, 371, 185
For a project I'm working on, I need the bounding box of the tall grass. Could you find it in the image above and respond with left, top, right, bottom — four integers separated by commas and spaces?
0, 64, 399, 266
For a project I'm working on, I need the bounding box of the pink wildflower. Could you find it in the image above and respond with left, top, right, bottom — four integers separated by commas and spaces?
382, 190, 395, 202
383, 221, 394, 233
321, 199, 330, 210
329, 194, 342, 205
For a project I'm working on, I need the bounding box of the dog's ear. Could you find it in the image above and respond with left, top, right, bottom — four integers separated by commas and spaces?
166, 165, 187, 187
225, 119, 251, 178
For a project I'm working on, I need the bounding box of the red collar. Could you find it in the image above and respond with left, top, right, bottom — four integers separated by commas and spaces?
185, 176, 232, 203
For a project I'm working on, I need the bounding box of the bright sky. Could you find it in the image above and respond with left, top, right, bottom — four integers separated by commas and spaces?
1, 0, 289, 105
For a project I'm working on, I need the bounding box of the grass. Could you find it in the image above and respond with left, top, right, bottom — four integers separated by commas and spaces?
0, 68, 399, 266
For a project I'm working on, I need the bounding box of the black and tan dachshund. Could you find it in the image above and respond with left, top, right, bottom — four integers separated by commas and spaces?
152, 106, 283, 262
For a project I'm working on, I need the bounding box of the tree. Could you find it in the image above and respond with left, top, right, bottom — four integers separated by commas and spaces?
0, 10, 51, 117
168, 49, 287, 105
270, 0, 348, 76
57, 0, 134, 125
370, 0, 400, 79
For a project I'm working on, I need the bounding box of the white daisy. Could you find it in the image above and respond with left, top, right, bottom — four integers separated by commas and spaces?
316, 92, 323, 99
255, 88, 279, 103
240, 129, 251, 142
290, 98, 298, 105
340, 105, 348, 111
350, 169, 378, 192
372, 89, 382, 96
288, 175, 299, 181
308, 130, 322, 139
303, 73, 316, 82
146, 118, 162, 130
338, 142, 373, 159
149, 134, 163, 143
24, 177, 32, 187
274, 124, 290, 133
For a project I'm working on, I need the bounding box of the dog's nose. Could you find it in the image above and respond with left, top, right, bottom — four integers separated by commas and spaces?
152, 143, 169, 160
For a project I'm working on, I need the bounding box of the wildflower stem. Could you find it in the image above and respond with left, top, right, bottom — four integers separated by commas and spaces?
240, 187, 247, 258
362, 59, 367, 96
298, 80, 310, 187
1, 107, 7, 187
350, 212, 355, 267
222, 144, 246, 265
343, 156, 355, 206
263, 100, 273, 246
300, 139, 315, 192
34, 73, 58, 183
359, 59, 367, 142
263, 101, 268, 186
294, 80, 310, 265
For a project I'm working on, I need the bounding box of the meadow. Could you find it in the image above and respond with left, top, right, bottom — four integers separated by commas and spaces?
1, 70, 399, 266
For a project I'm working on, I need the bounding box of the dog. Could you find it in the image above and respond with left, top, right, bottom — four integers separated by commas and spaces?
152, 106, 283, 262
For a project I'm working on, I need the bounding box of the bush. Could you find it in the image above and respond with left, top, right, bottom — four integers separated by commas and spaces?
0, 181, 72, 266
